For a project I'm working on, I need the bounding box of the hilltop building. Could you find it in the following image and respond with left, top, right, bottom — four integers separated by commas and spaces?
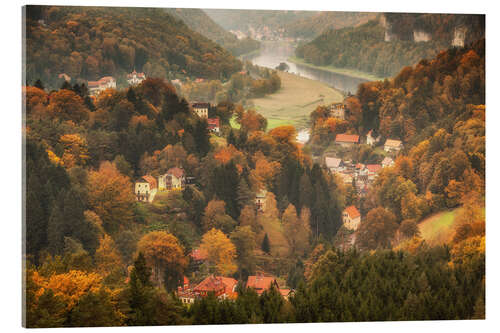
342, 205, 361, 230
127, 70, 146, 85
88, 76, 116, 95
158, 167, 185, 191
135, 175, 157, 202
325, 157, 343, 173
192, 102, 210, 118
384, 139, 403, 152
207, 118, 220, 134
335, 134, 359, 147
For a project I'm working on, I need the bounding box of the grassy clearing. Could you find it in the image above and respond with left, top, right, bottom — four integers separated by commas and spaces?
248, 71, 344, 130
287, 56, 386, 82
418, 208, 461, 246
260, 217, 289, 257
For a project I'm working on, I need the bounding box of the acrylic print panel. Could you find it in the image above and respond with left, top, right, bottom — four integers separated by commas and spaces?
22, 4, 485, 327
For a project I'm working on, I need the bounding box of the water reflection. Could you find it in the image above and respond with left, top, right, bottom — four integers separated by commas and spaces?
242, 41, 368, 94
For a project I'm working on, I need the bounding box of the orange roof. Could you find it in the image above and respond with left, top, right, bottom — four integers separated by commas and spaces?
344, 205, 360, 219
194, 275, 225, 293
335, 134, 359, 143
139, 175, 157, 189
219, 276, 238, 293
366, 164, 382, 173
167, 167, 185, 179
279, 289, 291, 297
247, 275, 277, 295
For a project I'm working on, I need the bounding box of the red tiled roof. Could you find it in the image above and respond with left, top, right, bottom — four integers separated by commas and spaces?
344, 205, 360, 219
193, 275, 225, 293
190, 248, 208, 261
246, 275, 277, 295
207, 118, 220, 128
279, 289, 291, 296
335, 134, 359, 143
366, 164, 382, 173
139, 175, 157, 189
167, 167, 185, 179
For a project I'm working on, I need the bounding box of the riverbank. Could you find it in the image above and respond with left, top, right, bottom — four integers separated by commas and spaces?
248, 71, 343, 130
288, 56, 386, 82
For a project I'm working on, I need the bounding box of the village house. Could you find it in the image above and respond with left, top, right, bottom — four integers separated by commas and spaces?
135, 175, 157, 202
335, 134, 360, 147
246, 274, 280, 296
247, 273, 292, 300
329, 102, 346, 120
207, 118, 220, 134
355, 163, 368, 176
192, 102, 210, 118
193, 275, 238, 300
366, 130, 380, 146
366, 164, 382, 181
325, 157, 343, 174
88, 76, 116, 95
255, 189, 267, 212
127, 70, 146, 85
384, 139, 403, 153
171, 79, 182, 87
158, 167, 185, 191
342, 205, 361, 230
382, 156, 395, 168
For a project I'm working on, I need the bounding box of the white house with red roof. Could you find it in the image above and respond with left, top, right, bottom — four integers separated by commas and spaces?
158, 167, 185, 191
135, 175, 157, 202
88, 76, 116, 95
207, 118, 220, 134
127, 70, 146, 85
342, 205, 361, 230
335, 134, 359, 147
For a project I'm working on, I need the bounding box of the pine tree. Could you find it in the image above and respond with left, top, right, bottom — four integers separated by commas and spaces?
262, 234, 271, 254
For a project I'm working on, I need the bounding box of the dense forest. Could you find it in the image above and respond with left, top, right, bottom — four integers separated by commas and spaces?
25, 6, 242, 89
283, 11, 377, 39
204, 9, 316, 34
164, 8, 260, 57
296, 14, 484, 77
23, 7, 485, 327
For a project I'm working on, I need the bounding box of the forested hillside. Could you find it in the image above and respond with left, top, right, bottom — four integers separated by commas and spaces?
204, 9, 316, 34
296, 14, 484, 77
284, 11, 377, 39
25, 6, 242, 88
164, 8, 260, 56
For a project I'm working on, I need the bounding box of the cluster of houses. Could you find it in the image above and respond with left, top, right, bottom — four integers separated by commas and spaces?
192, 102, 220, 134
135, 167, 186, 202
177, 269, 292, 304
325, 155, 394, 196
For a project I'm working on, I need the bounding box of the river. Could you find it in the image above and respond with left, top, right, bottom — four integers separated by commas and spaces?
241, 41, 369, 95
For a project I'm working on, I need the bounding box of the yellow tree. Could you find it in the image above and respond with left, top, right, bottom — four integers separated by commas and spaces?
47, 89, 89, 122
87, 161, 135, 234
94, 235, 122, 276
59, 133, 90, 168
199, 228, 237, 275
137, 231, 187, 291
